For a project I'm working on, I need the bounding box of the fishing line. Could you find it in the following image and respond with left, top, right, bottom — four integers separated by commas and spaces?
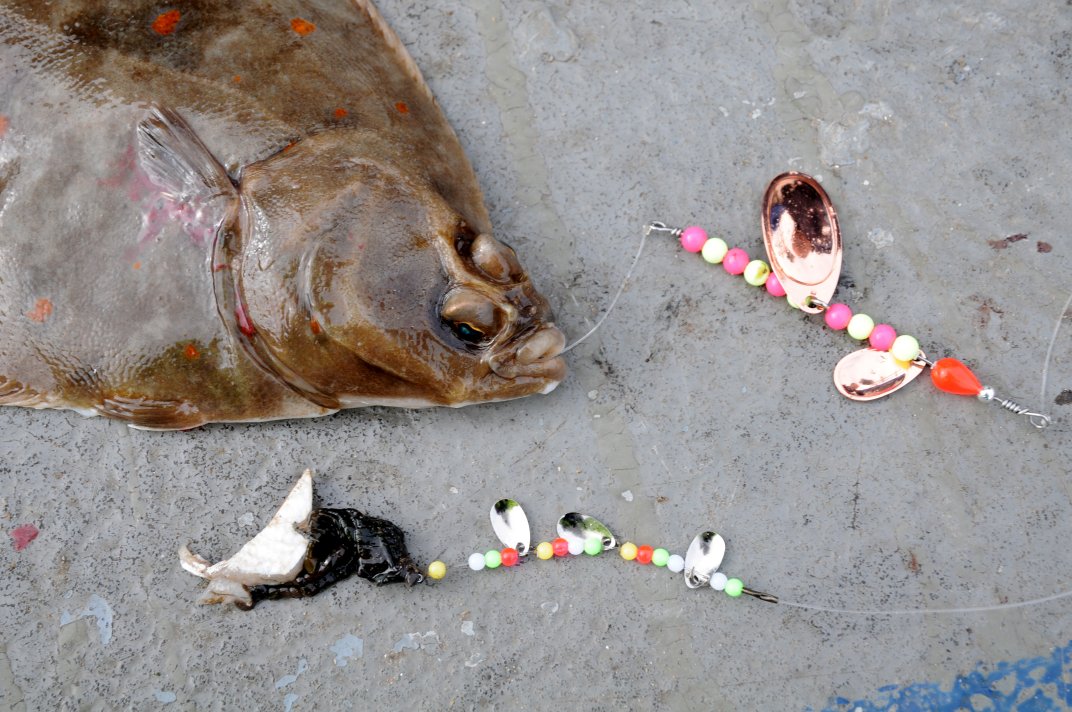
779, 287, 1071, 617
560, 227, 648, 354
1038, 289, 1072, 420
779, 588, 1072, 616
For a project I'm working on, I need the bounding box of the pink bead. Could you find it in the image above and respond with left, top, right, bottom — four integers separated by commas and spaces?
680, 226, 707, 253
765, 272, 786, 297
722, 248, 749, 275
868, 323, 897, 351
824, 303, 852, 330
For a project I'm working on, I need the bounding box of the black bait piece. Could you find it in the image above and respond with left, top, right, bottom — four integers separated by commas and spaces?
242, 508, 424, 610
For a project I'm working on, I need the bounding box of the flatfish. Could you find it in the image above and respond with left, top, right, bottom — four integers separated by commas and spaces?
0, 0, 566, 429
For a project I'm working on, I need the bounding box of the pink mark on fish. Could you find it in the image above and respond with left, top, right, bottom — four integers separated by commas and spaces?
235, 302, 256, 337
101, 143, 222, 261
10, 524, 39, 551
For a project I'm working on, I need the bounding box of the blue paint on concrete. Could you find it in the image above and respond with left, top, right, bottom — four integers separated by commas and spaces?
817, 640, 1072, 711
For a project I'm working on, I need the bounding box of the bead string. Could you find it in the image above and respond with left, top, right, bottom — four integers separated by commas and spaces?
456, 538, 753, 600
664, 222, 924, 361
419, 501, 775, 603
648, 221, 1052, 427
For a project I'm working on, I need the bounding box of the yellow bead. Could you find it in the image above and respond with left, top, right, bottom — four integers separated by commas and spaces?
620, 542, 638, 561
536, 542, 553, 560
701, 238, 729, 264
890, 334, 920, 362
743, 260, 770, 287
847, 313, 875, 340
427, 560, 447, 580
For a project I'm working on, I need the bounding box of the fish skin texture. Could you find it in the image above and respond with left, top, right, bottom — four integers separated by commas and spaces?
0, 1, 567, 429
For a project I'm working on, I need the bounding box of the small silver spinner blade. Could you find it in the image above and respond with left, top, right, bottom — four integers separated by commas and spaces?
490, 499, 531, 555
684, 531, 726, 589
557, 512, 618, 551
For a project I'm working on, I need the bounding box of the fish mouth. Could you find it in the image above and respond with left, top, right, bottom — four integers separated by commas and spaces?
487, 325, 567, 384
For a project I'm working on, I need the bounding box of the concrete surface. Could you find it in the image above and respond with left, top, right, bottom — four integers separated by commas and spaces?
3, 0, 1072, 709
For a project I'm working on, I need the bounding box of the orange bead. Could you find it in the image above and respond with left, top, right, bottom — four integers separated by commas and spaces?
930, 358, 982, 396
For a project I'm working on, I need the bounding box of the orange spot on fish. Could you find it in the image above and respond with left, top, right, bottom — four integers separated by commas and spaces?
310, 318, 322, 335
334, 107, 348, 119
395, 102, 409, 114
27, 298, 53, 323
152, 9, 181, 36
233, 75, 242, 84
184, 343, 200, 360
291, 17, 316, 36
0, 115, 8, 138
132, 261, 141, 270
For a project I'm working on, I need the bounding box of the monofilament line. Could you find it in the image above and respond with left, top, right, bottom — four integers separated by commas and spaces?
560, 227, 648, 354
782, 287, 1071, 616
1038, 288, 1072, 420
779, 587, 1072, 616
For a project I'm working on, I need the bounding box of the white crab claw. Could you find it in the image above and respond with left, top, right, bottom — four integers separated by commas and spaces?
178, 469, 315, 605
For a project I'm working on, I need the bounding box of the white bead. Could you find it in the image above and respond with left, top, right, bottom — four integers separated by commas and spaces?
667, 555, 685, 573
709, 572, 728, 591
567, 540, 584, 556
467, 553, 486, 571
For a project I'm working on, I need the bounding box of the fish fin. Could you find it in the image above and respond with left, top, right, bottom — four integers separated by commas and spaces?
0, 376, 43, 407
348, 0, 437, 109
98, 395, 205, 430
136, 106, 237, 204
179, 545, 212, 578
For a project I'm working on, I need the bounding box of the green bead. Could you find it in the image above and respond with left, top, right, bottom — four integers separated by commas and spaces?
583, 538, 603, 556
651, 548, 670, 567
743, 260, 770, 287
701, 238, 729, 264
846, 313, 875, 340
786, 295, 800, 310
724, 578, 744, 598
890, 334, 920, 363
484, 550, 502, 569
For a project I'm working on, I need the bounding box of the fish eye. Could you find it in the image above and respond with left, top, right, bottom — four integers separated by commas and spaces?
469, 233, 523, 283
440, 289, 501, 346
451, 321, 486, 344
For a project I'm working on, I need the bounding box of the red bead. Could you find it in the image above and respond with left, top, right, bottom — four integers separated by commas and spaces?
501, 548, 519, 567
636, 545, 654, 564
930, 358, 983, 396
551, 538, 569, 557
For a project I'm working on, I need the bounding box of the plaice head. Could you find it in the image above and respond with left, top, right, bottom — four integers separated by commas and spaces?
227, 129, 567, 409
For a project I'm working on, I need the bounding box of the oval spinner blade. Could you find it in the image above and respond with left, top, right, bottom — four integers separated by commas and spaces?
490, 499, 531, 555
684, 531, 726, 589
834, 348, 925, 401
761, 172, 843, 314
557, 513, 618, 551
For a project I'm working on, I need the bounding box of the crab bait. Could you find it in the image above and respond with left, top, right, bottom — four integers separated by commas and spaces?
179, 470, 421, 609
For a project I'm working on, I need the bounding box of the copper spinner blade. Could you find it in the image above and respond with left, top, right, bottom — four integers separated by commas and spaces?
761, 172, 843, 314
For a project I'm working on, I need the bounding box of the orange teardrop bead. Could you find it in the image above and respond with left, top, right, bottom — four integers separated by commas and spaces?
930, 358, 983, 396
